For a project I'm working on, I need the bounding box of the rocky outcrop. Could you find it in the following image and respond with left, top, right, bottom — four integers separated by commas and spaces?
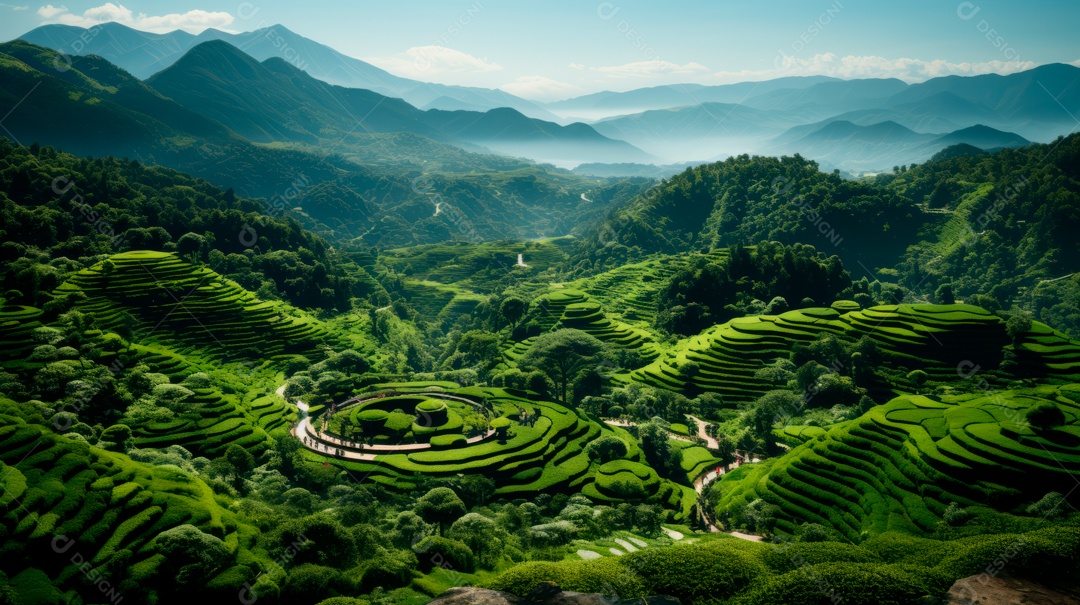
428, 582, 682, 605
946, 574, 1080, 604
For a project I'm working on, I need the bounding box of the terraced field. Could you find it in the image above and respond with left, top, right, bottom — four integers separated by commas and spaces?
54, 251, 330, 360
381, 239, 572, 286
133, 387, 293, 458
309, 382, 696, 522
718, 385, 1080, 540
633, 303, 1075, 404
1016, 320, 1080, 379
399, 280, 486, 325
0, 305, 43, 371
504, 288, 663, 365
0, 416, 262, 602
564, 250, 725, 327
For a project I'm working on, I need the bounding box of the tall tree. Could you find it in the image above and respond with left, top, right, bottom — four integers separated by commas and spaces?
499, 297, 528, 328
521, 329, 608, 403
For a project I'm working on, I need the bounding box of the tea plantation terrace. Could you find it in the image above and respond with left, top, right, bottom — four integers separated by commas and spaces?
716, 384, 1080, 540
54, 251, 331, 359
294, 382, 699, 522
634, 302, 1080, 404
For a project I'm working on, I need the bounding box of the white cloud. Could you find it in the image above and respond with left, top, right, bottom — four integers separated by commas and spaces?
38, 3, 234, 34
368, 46, 502, 79
568, 62, 585, 70
1070, 59, 1080, 68
2, 4, 30, 10
500, 76, 583, 102
719, 52, 1037, 83
36, 3, 65, 17
594, 60, 710, 79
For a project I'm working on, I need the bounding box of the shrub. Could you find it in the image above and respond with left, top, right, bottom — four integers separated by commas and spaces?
359, 549, 416, 591
414, 487, 466, 530
528, 520, 578, 546
1026, 492, 1069, 519
282, 564, 341, 603
730, 562, 950, 605
151, 524, 231, 585
448, 513, 501, 564
29, 344, 58, 361
942, 502, 975, 527
413, 536, 474, 573
269, 514, 358, 568
429, 434, 467, 449
584, 435, 628, 463
623, 540, 767, 602
760, 540, 879, 573
489, 558, 645, 599
1026, 403, 1065, 431
798, 522, 840, 543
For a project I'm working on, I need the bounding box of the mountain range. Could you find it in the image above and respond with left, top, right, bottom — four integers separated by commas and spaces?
7, 22, 1080, 172
17, 21, 563, 121
769, 121, 1031, 171
0, 39, 649, 247
550, 64, 1079, 170
143, 40, 647, 165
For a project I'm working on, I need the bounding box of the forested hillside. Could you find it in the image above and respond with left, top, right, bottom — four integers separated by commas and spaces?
575, 134, 1080, 338
1, 31, 1080, 603
0, 41, 648, 248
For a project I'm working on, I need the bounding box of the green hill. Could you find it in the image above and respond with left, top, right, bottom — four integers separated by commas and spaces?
633, 303, 1080, 404
55, 251, 330, 361
0, 411, 267, 605
146, 40, 649, 164
316, 382, 696, 522
715, 385, 1080, 540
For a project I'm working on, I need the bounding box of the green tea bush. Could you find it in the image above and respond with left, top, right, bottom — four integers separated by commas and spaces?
730, 562, 949, 605
488, 558, 645, 599
622, 540, 767, 602
760, 540, 880, 573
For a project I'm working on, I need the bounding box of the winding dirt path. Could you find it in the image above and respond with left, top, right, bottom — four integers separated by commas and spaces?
687, 415, 718, 449
278, 386, 495, 460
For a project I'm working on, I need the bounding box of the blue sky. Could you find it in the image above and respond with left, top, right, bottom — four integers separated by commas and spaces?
2, 1, 1078, 100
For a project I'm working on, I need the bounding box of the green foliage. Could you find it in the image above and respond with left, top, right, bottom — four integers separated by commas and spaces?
267, 514, 358, 568
413, 487, 467, 529
488, 558, 645, 599
0, 140, 353, 310
656, 242, 850, 335
714, 386, 1080, 541
1026, 402, 1065, 430
521, 329, 609, 403
729, 562, 949, 605
152, 524, 232, 586
576, 154, 921, 273
414, 535, 475, 573
623, 540, 768, 603
1026, 492, 1069, 519
637, 421, 683, 480
585, 434, 629, 464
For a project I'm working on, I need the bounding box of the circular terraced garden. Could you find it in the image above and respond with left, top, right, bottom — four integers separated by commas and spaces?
327, 392, 488, 445
293, 383, 698, 522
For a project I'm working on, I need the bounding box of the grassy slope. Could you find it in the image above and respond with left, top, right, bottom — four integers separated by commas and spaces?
633, 302, 1080, 404
716, 385, 1080, 540
0, 413, 272, 603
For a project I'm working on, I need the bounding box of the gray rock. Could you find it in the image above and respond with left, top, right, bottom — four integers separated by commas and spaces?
945, 574, 1080, 605
527, 581, 563, 602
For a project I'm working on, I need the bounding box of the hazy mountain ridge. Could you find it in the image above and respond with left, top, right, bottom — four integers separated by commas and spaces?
552, 63, 1080, 169
17, 21, 563, 121
0, 40, 646, 247
15, 22, 1080, 172
144, 40, 649, 165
